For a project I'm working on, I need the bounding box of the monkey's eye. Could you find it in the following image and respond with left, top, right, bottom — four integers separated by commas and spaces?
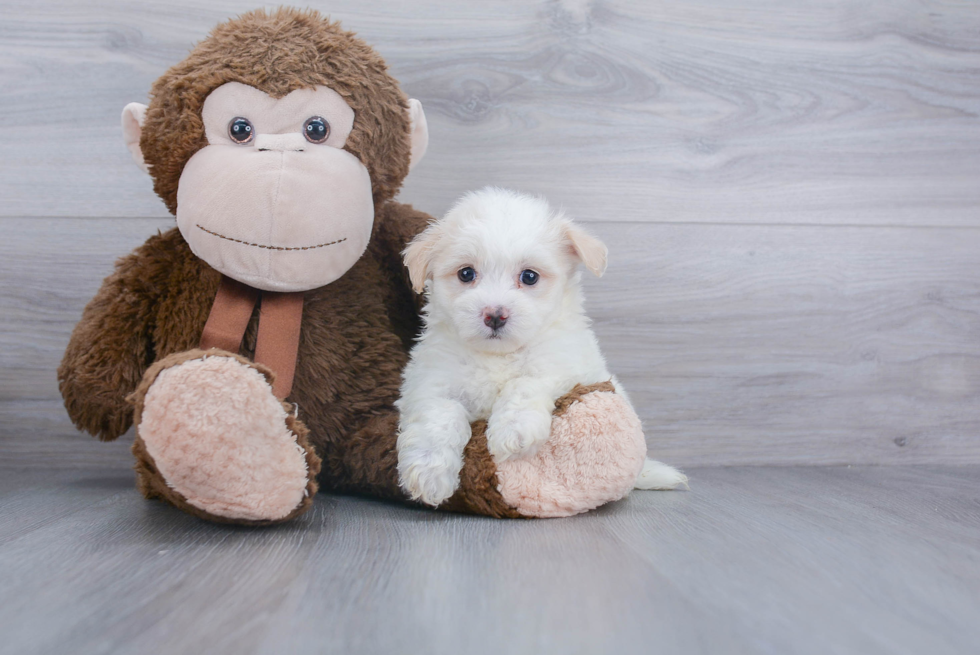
228, 117, 254, 144
520, 269, 539, 286
303, 116, 330, 144
458, 267, 476, 283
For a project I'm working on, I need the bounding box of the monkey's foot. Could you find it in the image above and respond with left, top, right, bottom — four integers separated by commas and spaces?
494, 382, 647, 518
443, 382, 648, 519
130, 349, 320, 525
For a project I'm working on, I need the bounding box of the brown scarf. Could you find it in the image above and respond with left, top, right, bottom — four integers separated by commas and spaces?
199, 276, 305, 399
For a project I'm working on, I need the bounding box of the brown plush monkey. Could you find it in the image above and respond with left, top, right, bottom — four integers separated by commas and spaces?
58, 8, 649, 524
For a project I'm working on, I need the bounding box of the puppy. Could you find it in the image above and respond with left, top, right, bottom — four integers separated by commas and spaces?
396, 188, 687, 507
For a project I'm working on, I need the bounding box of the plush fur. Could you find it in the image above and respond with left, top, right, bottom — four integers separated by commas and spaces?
138, 354, 311, 521
440, 381, 636, 519
59, 201, 430, 504
131, 348, 321, 524
496, 387, 647, 517
140, 8, 412, 213
395, 188, 687, 507
58, 9, 676, 523
57, 9, 427, 514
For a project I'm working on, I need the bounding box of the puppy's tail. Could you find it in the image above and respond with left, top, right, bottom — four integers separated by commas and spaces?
634, 458, 689, 490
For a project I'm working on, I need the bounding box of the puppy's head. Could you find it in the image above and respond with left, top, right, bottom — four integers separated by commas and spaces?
404, 187, 607, 353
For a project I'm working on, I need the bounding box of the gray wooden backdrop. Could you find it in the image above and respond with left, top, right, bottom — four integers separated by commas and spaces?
2, 0, 979, 468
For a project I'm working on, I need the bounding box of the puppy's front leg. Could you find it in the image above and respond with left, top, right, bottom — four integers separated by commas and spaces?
486, 377, 560, 462
397, 398, 472, 507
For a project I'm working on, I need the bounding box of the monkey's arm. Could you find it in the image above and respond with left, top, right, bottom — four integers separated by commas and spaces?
58, 230, 176, 441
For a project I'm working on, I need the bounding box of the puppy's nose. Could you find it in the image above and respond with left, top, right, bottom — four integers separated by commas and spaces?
484, 310, 508, 330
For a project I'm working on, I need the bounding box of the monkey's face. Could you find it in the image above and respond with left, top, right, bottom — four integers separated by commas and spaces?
123, 10, 430, 292
166, 82, 373, 291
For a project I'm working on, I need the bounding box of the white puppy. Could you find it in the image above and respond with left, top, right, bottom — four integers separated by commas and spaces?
396, 188, 687, 506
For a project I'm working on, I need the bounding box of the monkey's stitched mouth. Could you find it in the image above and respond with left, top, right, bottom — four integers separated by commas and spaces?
196, 224, 347, 251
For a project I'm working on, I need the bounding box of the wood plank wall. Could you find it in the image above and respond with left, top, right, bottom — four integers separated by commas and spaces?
1, 0, 978, 467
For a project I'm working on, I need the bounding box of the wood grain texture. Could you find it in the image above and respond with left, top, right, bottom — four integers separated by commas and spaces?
0, 0, 978, 224
1, 1, 979, 467
0, 217, 171, 469
3, 217, 979, 467
0, 466, 977, 655
588, 220, 980, 465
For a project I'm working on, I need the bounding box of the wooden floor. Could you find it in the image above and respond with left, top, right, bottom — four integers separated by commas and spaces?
0, 465, 977, 655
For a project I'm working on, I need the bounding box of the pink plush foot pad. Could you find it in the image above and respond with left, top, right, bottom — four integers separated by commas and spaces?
137, 354, 311, 521
495, 391, 646, 518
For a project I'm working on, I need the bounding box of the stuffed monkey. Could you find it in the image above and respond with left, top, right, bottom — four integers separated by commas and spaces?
58, 8, 649, 524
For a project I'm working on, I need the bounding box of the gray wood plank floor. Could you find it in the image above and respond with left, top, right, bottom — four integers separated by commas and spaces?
0, 465, 977, 655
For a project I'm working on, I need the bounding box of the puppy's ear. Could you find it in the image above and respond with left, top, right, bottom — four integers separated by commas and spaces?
403, 223, 442, 293
563, 222, 608, 277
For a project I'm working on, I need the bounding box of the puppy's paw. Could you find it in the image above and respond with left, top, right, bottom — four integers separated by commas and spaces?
398, 444, 464, 507
486, 408, 553, 463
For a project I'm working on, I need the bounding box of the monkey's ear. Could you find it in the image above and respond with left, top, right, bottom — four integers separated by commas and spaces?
121, 102, 150, 174
403, 221, 442, 293
407, 99, 428, 171
564, 222, 608, 277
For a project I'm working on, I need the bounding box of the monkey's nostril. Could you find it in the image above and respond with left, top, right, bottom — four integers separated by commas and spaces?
484, 312, 508, 330
254, 133, 307, 152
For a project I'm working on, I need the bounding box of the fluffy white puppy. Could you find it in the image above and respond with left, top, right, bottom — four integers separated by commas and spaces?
396, 188, 687, 507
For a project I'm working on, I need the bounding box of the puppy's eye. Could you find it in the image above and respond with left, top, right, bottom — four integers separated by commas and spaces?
228, 117, 254, 144
520, 269, 539, 286
458, 267, 476, 283
303, 116, 330, 144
